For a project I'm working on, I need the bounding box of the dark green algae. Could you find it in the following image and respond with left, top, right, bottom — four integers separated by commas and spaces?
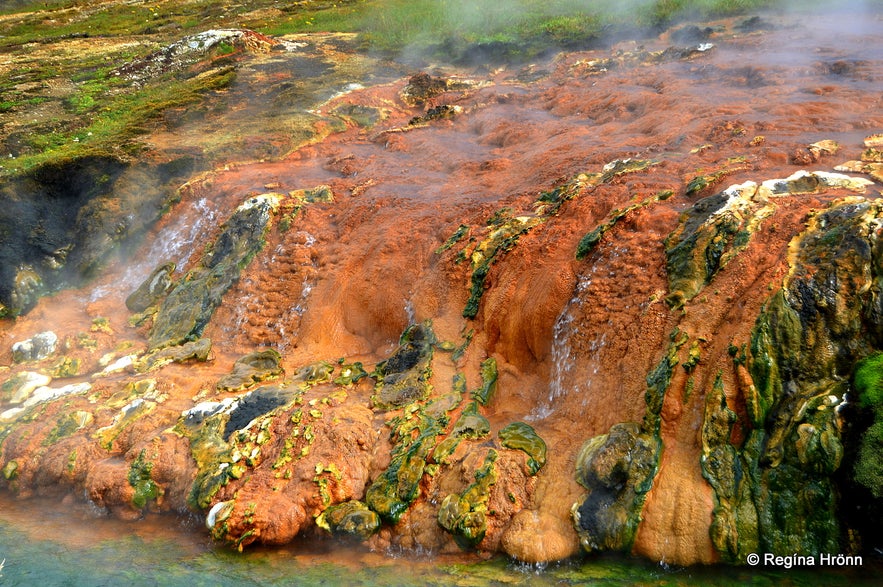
696, 197, 883, 562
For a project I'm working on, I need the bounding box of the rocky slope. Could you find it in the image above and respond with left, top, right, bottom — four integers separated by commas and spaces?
1, 7, 883, 566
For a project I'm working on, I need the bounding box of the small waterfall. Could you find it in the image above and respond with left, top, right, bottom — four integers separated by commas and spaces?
288, 231, 318, 321
530, 262, 611, 420
404, 298, 416, 325
88, 197, 219, 303
136, 197, 219, 281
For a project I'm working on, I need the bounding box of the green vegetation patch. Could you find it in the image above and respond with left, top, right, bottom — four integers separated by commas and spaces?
437, 449, 498, 548
128, 448, 163, 509
852, 353, 883, 498
499, 422, 546, 475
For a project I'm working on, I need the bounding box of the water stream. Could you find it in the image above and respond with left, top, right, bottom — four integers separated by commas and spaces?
1, 494, 878, 586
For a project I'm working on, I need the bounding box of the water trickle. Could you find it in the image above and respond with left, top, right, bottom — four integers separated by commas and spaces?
404, 298, 416, 325
530, 272, 608, 420
224, 230, 319, 351
127, 197, 219, 288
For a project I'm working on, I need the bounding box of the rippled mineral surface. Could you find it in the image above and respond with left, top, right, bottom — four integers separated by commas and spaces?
1, 1, 883, 581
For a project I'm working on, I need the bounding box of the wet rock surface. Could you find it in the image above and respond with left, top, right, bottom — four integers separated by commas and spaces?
1, 7, 883, 569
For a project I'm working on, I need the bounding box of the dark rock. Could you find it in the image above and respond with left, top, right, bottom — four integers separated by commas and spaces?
223, 386, 293, 440
125, 262, 176, 313
148, 194, 278, 350
372, 321, 436, 409
573, 423, 660, 552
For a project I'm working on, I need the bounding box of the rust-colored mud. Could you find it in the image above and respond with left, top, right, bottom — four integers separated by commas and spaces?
1, 8, 882, 566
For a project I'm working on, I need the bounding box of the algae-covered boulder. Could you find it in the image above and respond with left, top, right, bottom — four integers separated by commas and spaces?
665, 172, 873, 308
316, 500, 381, 540
126, 262, 176, 313
135, 338, 212, 373
216, 349, 284, 392
699, 196, 883, 561
148, 194, 279, 350
572, 423, 660, 552
437, 450, 498, 548
372, 321, 436, 409
664, 181, 773, 308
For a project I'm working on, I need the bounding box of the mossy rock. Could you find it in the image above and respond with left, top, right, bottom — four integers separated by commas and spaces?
372, 322, 436, 410
222, 386, 295, 441
471, 358, 498, 405
365, 394, 448, 523
128, 448, 162, 509
135, 337, 212, 373
125, 262, 176, 313
572, 423, 660, 553
499, 422, 546, 475
148, 195, 278, 350
2, 460, 19, 481
46, 356, 80, 378
216, 349, 284, 392
316, 500, 380, 540
333, 362, 368, 386
295, 361, 335, 385
451, 402, 490, 439
44, 410, 93, 446
664, 182, 771, 308
437, 450, 497, 548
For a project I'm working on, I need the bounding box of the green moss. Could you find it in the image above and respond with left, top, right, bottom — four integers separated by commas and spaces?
851, 353, 883, 498
316, 500, 381, 540
451, 402, 490, 439
683, 340, 701, 373
854, 421, 883, 498
471, 358, 498, 406
499, 422, 546, 475
128, 448, 162, 510
854, 352, 883, 410
437, 450, 497, 548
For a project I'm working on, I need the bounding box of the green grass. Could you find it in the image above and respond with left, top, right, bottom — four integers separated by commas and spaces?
3, 66, 235, 174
